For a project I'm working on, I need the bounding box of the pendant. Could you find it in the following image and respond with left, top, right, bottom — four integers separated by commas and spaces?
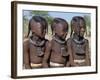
75, 44, 85, 54
61, 47, 68, 57
36, 47, 44, 57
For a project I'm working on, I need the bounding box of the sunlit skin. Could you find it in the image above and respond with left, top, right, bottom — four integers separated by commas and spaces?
42, 18, 72, 68
72, 19, 86, 38
67, 16, 90, 66
54, 23, 68, 40
30, 20, 46, 39
23, 16, 48, 69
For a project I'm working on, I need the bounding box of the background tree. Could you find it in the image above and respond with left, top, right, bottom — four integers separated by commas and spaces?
23, 11, 53, 38
23, 15, 29, 38
83, 15, 91, 37
30, 11, 53, 24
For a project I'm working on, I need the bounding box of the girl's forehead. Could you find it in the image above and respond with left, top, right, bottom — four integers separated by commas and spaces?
79, 19, 85, 24
55, 23, 67, 29
30, 20, 42, 28
73, 19, 85, 26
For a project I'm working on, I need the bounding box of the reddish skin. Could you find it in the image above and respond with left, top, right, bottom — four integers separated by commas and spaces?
23, 20, 48, 69
68, 17, 90, 66
42, 22, 73, 68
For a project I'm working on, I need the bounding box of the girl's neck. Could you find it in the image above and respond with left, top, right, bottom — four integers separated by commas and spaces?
30, 33, 45, 47
73, 33, 84, 41
31, 33, 43, 42
53, 34, 66, 44
55, 34, 65, 41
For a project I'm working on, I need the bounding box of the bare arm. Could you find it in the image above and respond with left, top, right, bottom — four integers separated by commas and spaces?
23, 39, 31, 69
66, 39, 75, 67
85, 40, 90, 66
42, 41, 52, 68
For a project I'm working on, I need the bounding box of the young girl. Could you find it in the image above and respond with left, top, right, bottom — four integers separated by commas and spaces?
67, 16, 90, 66
43, 18, 72, 68
23, 16, 48, 69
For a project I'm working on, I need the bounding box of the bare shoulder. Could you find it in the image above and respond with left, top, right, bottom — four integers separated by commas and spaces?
84, 39, 89, 47
84, 39, 89, 44
66, 38, 72, 45
45, 40, 52, 48
67, 38, 72, 42
23, 38, 29, 46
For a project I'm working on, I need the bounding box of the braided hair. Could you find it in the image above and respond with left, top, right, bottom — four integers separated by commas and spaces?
70, 16, 86, 37
51, 18, 68, 35
27, 16, 48, 37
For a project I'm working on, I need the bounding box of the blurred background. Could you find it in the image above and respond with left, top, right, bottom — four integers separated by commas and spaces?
23, 10, 91, 40
23, 10, 91, 63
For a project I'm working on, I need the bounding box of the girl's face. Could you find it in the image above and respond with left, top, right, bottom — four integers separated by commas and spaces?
73, 19, 85, 37
30, 20, 46, 38
55, 23, 68, 39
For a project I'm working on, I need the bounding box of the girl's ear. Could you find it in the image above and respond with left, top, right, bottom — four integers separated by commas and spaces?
27, 22, 31, 37
53, 27, 56, 32
30, 25, 35, 33
53, 26, 57, 34
51, 24, 55, 35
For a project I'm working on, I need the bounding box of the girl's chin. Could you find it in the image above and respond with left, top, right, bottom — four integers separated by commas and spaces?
60, 37, 66, 40
36, 36, 44, 39
79, 35, 84, 37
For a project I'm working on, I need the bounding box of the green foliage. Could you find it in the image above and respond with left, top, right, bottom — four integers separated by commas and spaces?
31, 11, 48, 16
30, 11, 53, 24
23, 15, 29, 38
84, 15, 91, 27
23, 11, 91, 38
83, 15, 91, 36
23, 11, 53, 38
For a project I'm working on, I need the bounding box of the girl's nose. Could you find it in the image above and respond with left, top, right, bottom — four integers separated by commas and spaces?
80, 28, 85, 32
60, 32, 65, 36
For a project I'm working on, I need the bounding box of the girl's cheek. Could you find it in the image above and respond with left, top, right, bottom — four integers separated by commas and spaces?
31, 27, 34, 32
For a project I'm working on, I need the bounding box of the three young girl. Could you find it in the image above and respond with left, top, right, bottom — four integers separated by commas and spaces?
23, 16, 90, 69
